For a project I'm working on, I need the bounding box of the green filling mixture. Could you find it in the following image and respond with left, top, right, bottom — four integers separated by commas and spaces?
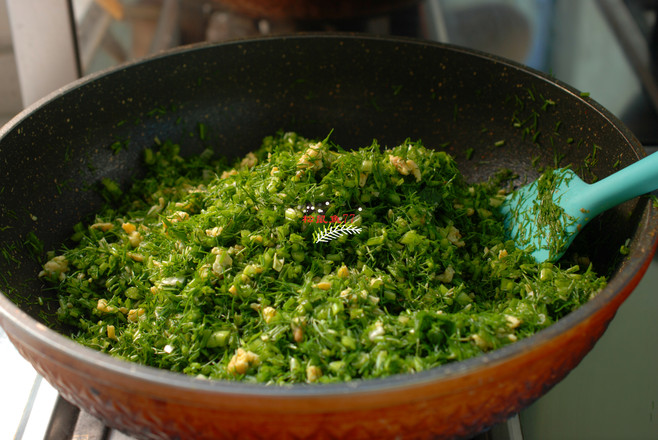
41, 132, 607, 384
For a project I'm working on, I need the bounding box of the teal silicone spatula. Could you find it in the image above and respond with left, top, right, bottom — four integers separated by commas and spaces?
500, 152, 658, 263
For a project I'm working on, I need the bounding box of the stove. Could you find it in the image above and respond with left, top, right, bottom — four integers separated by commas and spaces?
2, 1, 658, 439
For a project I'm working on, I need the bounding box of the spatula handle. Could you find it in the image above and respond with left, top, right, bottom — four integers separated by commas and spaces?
587, 151, 658, 216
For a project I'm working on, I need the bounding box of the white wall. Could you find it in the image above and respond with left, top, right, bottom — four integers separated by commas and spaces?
0, 0, 21, 124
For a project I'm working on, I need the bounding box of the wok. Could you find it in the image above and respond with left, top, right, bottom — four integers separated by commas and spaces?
0, 35, 656, 439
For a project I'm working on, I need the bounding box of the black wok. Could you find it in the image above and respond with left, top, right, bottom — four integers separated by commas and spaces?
0, 35, 656, 439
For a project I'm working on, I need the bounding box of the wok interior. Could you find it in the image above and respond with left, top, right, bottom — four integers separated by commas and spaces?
0, 36, 649, 334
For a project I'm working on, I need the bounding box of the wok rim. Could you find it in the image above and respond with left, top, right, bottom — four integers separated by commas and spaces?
0, 33, 656, 400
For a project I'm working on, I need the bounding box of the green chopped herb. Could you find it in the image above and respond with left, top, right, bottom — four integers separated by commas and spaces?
620, 241, 630, 255
110, 139, 129, 154
41, 132, 606, 384
532, 131, 541, 143
541, 98, 556, 111
24, 231, 43, 259
100, 177, 122, 202
531, 155, 540, 169
554, 152, 566, 168
198, 122, 208, 141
